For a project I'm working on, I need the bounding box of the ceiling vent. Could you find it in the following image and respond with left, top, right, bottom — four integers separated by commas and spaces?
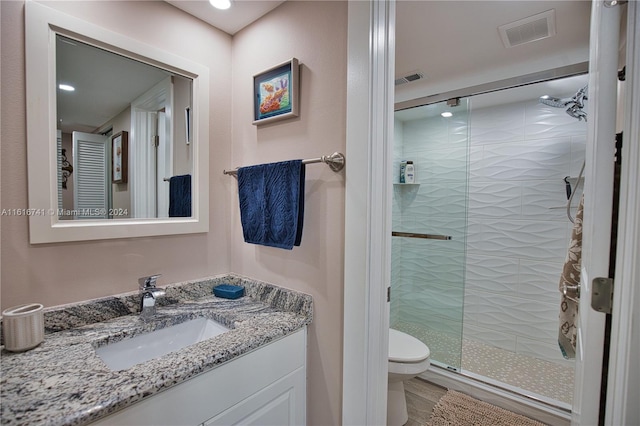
498, 9, 556, 48
395, 71, 425, 86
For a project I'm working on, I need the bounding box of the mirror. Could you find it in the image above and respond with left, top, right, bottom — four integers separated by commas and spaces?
56, 35, 193, 221
26, 1, 209, 243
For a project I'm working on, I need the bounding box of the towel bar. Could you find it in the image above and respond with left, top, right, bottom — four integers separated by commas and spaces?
223, 152, 345, 176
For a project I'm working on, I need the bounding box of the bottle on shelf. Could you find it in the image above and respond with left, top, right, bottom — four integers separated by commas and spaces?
399, 160, 407, 183
405, 161, 415, 183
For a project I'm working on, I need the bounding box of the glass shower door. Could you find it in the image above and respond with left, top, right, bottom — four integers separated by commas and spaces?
390, 99, 470, 371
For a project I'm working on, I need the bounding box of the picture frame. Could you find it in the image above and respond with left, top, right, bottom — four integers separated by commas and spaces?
253, 58, 299, 125
111, 131, 128, 183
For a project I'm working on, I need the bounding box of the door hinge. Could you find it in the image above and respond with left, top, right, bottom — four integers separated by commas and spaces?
387, 287, 391, 302
153, 135, 159, 147
591, 277, 614, 314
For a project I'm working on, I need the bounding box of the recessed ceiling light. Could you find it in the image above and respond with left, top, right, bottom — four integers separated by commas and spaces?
209, 0, 231, 10
58, 84, 75, 92
441, 111, 453, 118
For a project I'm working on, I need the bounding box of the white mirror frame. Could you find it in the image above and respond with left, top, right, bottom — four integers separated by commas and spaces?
25, 1, 209, 244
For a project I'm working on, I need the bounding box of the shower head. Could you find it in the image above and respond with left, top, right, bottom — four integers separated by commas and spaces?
539, 85, 588, 121
539, 95, 570, 108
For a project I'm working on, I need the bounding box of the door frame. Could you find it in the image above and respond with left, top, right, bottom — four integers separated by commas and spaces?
343, 1, 639, 425
605, 2, 640, 424
572, 1, 621, 424
130, 77, 173, 218
343, 1, 395, 424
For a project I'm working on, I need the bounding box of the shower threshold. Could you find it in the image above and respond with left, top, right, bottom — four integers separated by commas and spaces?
428, 357, 571, 410
460, 369, 572, 411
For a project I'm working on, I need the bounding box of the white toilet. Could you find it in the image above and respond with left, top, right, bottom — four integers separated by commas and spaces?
387, 328, 431, 426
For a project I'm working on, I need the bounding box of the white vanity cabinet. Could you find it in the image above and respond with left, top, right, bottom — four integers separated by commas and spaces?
91, 328, 306, 426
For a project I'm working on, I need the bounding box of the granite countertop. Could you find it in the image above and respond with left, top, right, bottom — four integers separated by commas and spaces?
0, 274, 313, 426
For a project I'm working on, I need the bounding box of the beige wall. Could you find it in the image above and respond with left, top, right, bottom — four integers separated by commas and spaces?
1, 0, 233, 307
173, 75, 193, 177
110, 106, 132, 217
231, 2, 347, 425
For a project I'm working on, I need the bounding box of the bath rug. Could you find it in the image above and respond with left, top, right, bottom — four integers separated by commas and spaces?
426, 390, 546, 426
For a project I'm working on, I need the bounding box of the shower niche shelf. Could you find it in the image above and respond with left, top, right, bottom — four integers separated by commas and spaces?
393, 183, 420, 186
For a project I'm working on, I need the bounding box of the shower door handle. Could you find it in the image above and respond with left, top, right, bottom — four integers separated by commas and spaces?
391, 231, 452, 240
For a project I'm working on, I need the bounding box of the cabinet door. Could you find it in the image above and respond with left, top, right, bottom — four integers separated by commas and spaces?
203, 367, 305, 426
90, 329, 306, 425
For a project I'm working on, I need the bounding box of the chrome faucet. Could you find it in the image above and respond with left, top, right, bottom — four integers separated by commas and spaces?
138, 274, 165, 321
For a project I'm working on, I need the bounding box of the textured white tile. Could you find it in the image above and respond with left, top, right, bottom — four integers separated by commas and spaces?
412, 213, 467, 233
476, 138, 572, 181
521, 180, 570, 221
468, 181, 521, 219
408, 186, 467, 220
464, 290, 559, 340
462, 323, 517, 352
391, 239, 402, 267
518, 259, 565, 304
465, 254, 519, 294
411, 146, 468, 183
469, 146, 483, 182
393, 183, 421, 215
392, 209, 402, 229
396, 267, 464, 295
525, 101, 588, 140
391, 281, 414, 305
469, 102, 526, 145
393, 117, 404, 156
401, 289, 464, 323
403, 116, 449, 151
466, 219, 568, 261
397, 311, 464, 338
516, 336, 575, 366
448, 112, 471, 146
390, 308, 399, 324
570, 135, 587, 177
411, 217, 467, 254
396, 242, 466, 290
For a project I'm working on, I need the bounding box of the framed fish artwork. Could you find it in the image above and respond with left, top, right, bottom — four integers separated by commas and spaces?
253, 58, 299, 125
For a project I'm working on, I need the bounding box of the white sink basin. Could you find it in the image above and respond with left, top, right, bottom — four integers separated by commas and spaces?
95, 318, 230, 371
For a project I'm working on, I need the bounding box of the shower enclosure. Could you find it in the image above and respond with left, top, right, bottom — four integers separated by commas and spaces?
391, 98, 470, 372
391, 74, 587, 409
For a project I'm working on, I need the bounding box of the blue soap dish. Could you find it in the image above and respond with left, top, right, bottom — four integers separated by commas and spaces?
213, 284, 245, 299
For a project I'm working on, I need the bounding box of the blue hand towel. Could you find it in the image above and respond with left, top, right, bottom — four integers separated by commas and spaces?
168, 174, 191, 217
237, 160, 305, 249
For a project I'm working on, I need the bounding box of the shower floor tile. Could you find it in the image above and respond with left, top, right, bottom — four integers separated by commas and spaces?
462, 339, 574, 405
392, 321, 574, 405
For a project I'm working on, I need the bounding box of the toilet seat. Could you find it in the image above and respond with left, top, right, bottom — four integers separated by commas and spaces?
388, 329, 430, 363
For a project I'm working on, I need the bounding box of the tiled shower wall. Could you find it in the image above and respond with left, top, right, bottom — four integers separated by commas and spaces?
464, 97, 585, 365
392, 96, 585, 368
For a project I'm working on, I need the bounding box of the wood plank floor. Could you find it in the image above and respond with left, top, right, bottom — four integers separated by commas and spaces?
404, 377, 447, 426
